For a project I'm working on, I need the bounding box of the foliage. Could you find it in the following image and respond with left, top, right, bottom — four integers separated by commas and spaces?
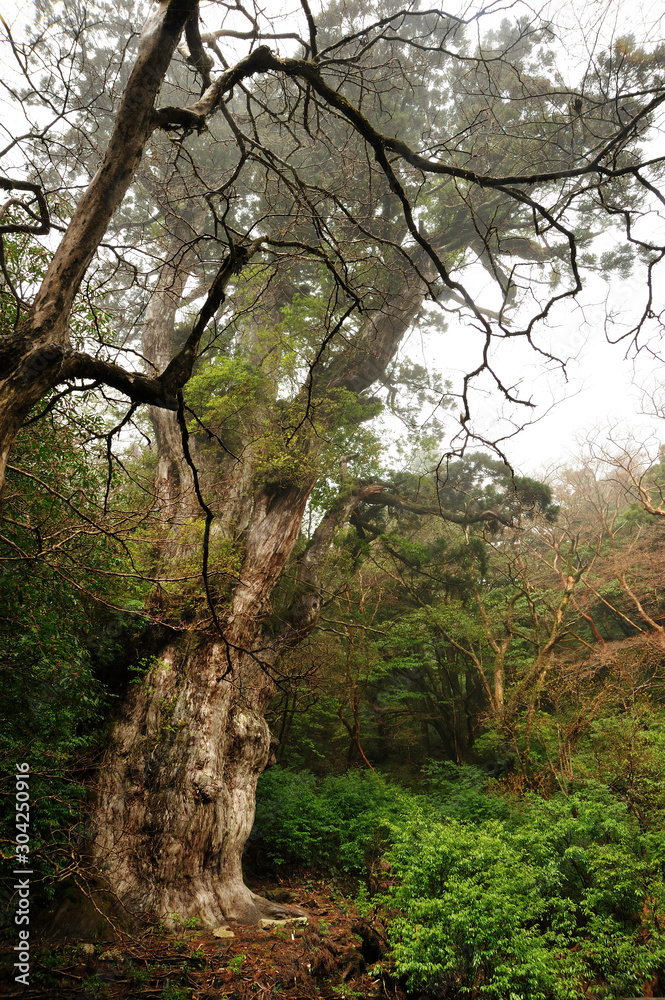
250, 767, 414, 872
421, 761, 510, 823
385, 779, 665, 999
387, 817, 577, 1000
254, 686, 665, 997
0, 321, 148, 918
0, 431, 147, 917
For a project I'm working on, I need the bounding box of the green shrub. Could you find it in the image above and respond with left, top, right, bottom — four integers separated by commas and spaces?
384, 786, 665, 999
250, 766, 415, 871
385, 817, 583, 1000
0, 417, 146, 922
251, 762, 665, 997
423, 760, 511, 823
0, 564, 111, 917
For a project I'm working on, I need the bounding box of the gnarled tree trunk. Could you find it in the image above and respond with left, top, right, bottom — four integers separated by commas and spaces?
92, 256, 316, 925
95, 638, 281, 924
93, 473, 313, 925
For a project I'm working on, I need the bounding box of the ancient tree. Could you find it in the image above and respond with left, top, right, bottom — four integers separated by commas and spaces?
1, 0, 664, 924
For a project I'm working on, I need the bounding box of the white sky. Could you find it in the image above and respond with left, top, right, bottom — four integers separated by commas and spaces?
2, 0, 664, 477
420, 254, 665, 475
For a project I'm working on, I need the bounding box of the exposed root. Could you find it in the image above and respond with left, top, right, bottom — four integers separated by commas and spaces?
249, 890, 308, 921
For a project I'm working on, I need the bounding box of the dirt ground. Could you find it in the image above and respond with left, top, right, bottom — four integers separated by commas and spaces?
0, 872, 408, 1000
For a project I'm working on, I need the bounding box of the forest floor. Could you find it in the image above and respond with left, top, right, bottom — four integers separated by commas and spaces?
0, 870, 405, 1000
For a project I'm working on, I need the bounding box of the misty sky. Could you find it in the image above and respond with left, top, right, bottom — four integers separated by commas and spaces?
2, 0, 664, 476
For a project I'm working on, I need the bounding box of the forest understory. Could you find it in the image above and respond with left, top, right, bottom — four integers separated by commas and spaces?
4, 433, 665, 1000
0, 870, 397, 1000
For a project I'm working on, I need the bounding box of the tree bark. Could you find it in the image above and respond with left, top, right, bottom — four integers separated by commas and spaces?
94, 636, 285, 925
90, 258, 409, 924
93, 472, 314, 925
93, 477, 315, 924
92, 250, 316, 925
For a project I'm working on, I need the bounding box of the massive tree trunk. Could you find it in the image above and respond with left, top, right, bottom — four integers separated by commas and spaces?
93, 466, 315, 921
92, 255, 314, 925
93, 478, 313, 924
95, 638, 281, 925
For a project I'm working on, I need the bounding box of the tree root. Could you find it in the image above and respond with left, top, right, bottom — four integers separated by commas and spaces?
248, 890, 308, 921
